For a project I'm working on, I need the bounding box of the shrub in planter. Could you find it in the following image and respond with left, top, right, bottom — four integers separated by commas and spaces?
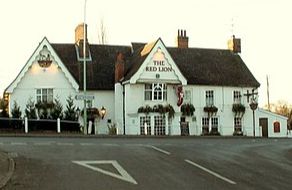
108, 123, 117, 135
181, 103, 195, 116
25, 98, 37, 119
11, 101, 22, 129
232, 104, 246, 113
51, 98, 63, 120
203, 105, 218, 113
64, 96, 77, 121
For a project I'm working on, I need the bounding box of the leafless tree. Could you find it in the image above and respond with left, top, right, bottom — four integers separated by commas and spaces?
265, 100, 292, 129
98, 19, 107, 44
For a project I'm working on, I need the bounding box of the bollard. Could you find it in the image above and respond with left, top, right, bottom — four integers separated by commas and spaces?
57, 118, 61, 133
24, 117, 28, 133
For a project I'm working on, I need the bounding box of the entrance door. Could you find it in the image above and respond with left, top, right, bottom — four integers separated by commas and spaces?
259, 118, 268, 137
180, 117, 190, 136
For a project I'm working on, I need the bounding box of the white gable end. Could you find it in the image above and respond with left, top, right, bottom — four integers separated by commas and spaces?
130, 39, 187, 85
6, 37, 79, 93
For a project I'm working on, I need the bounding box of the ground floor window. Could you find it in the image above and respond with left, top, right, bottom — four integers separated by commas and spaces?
202, 117, 209, 134
202, 117, 218, 134
140, 116, 151, 135
234, 117, 242, 132
154, 115, 166, 135
36, 88, 53, 103
211, 117, 218, 132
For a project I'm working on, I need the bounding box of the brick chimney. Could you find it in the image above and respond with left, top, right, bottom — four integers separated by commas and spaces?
75, 23, 88, 45
75, 23, 91, 60
228, 35, 241, 53
115, 52, 125, 83
177, 29, 189, 48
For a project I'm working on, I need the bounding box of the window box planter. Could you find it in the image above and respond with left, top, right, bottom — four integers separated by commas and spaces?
203, 105, 218, 117
232, 103, 245, 117
180, 103, 195, 116
137, 104, 175, 119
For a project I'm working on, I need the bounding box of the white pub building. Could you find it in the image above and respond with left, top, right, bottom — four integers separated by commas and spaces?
4, 24, 288, 137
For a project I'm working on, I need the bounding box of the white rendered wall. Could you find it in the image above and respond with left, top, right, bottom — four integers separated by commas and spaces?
257, 109, 288, 137
123, 82, 257, 136
10, 62, 77, 116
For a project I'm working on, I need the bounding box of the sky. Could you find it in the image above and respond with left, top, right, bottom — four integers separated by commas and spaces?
0, 0, 291, 107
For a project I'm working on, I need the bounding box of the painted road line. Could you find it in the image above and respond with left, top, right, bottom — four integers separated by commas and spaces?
148, 145, 171, 155
185, 159, 236, 185
56, 142, 74, 146
80, 143, 96, 146
72, 160, 137, 185
10, 142, 27, 146
34, 142, 52, 146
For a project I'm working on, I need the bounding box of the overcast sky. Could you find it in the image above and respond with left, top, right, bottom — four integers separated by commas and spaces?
0, 0, 291, 106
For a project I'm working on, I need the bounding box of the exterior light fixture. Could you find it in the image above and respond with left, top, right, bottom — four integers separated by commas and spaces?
100, 106, 106, 119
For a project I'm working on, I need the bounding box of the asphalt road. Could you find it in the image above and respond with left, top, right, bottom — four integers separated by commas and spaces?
0, 137, 292, 190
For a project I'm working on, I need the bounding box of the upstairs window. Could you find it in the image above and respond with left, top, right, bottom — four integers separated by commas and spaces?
206, 90, 214, 106
233, 91, 242, 104
145, 83, 167, 101
36, 88, 53, 103
184, 90, 192, 103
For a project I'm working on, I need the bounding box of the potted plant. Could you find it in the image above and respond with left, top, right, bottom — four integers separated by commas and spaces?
232, 103, 246, 117
181, 103, 195, 116
203, 105, 218, 117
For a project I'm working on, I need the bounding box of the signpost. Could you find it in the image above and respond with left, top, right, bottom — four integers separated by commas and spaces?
75, 95, 95, 101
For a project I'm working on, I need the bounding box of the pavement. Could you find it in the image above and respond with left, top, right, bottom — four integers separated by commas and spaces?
0, 151, 14, 189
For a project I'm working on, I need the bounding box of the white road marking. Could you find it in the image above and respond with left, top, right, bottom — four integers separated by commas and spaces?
80, 143, 95, 146
34, 142, 52, 146
72, 160, 137, 185
11, 142, 27, 146
102, 143, 120, 147
148, 145, 171, 155
56, 142, 74, 146
185, 159, 236, 185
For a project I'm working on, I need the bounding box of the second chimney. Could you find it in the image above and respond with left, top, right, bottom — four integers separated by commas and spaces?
75, 23, 88, 45
177, 29, 189, 48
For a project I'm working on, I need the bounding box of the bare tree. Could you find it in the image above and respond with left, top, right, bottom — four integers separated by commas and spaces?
265, 100, 292, 130
98, 19, 107, 44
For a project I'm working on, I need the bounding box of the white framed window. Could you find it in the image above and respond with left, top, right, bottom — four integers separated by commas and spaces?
233, 91, 241, 104
206, 90, 214, 106
234, 117, 242, 132
36, 88, 53, 103
211, 117, 219, 132
154, 115, 166, 135
184, 90, 192, 103
144, 83, 167, 101
202, 117, 209, 134
140, 116, 151, 135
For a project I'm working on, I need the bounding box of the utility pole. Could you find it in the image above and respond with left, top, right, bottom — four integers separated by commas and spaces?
83, 0, 87, 135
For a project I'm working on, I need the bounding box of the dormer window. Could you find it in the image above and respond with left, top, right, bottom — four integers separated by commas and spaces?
145, 83, 167, 101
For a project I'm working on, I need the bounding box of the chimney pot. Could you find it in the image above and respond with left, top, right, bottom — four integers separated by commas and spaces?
177, 29, 189, 48
75, 23, 88, 45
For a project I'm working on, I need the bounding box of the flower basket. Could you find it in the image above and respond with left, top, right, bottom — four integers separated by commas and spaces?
232, 103, 245, 117
181, 103, 195, 116
203, 105, 218, 117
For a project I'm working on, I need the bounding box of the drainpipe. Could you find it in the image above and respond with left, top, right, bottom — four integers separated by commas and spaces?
123, 84, 126, 135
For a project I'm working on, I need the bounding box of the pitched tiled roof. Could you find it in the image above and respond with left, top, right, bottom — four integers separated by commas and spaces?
168, 47, 260, 87
51, 42, 260, 90
52, 43, 131, 90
